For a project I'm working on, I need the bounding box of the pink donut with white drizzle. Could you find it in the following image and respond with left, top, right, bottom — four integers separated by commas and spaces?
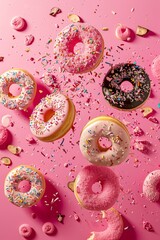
0, 69, 36, 110
115, 24, 131, 41
87, 208, 124, 240
79, 116, 130, 166
54, 23, 104, 73
30, 92, 75, 142
74, 165, 120, 211
4, 165, 46, 207
143, 170, 160, 202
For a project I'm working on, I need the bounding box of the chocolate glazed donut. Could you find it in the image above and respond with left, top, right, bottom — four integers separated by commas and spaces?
102, 63, 151, 110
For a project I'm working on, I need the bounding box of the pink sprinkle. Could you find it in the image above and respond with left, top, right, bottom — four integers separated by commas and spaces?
131, 8, 135, 12
25, 34, 34, 46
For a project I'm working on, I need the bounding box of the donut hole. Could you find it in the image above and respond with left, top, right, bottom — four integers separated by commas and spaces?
17, 180, 31, 193
8, 83, 22, 97
92, 181, 102, 194
67, 37, 84, 54
98, 137, 112, 151
120, 80, 134, 93
44, 109, 55, 122
121, 28, 127, 33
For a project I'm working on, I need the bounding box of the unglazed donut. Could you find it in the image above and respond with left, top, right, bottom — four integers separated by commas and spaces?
102, 63, 151, 110
54, 23, 104, 73
79, 116, 130, 166
0, 69, 36, 110
30, 92, 75, 142
4, 165, 46, 207
87, 208, 124, 240
74, 165, 120, 211
143, 170, 160, 202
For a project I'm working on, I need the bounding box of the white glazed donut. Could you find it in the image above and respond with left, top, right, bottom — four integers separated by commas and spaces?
143, 170, 160, 202
30, 92, 75, 142
4, 165, 46, 207
54, 23, 104, 73
79, 116, 130, 166
0, 69, 36, 110
87, 208, 124, 240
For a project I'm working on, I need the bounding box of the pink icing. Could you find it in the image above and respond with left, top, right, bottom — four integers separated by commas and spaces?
0, 69, 36, 110
74, 165, 120, 211
42, 222, 55, 235
0, 125, 8, 145
115, 25, 131, 41
87, 208, 124, 240
10, 16, 25, 31
54, 23, 104, 73
151, 55, 160, 79
79, 117, 130, 166
25, 34, 34, 46
143, 170, 160, 202
19, 224, 33, 238
30, 93, 70, 139
4, 165, 46, 207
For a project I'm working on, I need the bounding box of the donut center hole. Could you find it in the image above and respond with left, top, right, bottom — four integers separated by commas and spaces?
17, 180, 31, 193
92, 181, 102, 194
67, 37, 84, 54
121, 28, 126, 33
120, 80, 134, 93
98, 137, 112, 151
74, 42, 85, 54
44, 109, 55, 122
9, 83, 22, 97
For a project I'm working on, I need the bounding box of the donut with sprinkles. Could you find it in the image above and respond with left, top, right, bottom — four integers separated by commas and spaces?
102, 63, 151, 110
4, 165, 46, 207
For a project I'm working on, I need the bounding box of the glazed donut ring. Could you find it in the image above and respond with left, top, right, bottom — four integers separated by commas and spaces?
0, 69, 36, 110
87, 208, 124, 240
143, 170, 160, 202
30, 92, 75, 142
4, 165, 46, 207
102, 63, 151, 110
54, 23, 104, 73
79, 116, 130, 166
74, 165, 120, 211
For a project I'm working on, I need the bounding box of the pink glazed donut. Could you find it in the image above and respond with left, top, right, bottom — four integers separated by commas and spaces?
79, 116, 130, 166
143, 170, 160, 202
19, 224, 33, 238
74, 165, 120, 211
54, 23, 104, 73
30, 92, 75, 142
115, 24, 131, 41
151, 55, 160, 80
0, 69, 36, 110
87, 208, 124, 240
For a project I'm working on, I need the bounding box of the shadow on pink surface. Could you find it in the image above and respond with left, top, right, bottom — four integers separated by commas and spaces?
121, 216, 137, 240
26, 178, 63, 224
20, 81, 51, 119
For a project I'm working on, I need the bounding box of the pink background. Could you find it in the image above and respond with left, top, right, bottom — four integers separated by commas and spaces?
0, 0, 160, 239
